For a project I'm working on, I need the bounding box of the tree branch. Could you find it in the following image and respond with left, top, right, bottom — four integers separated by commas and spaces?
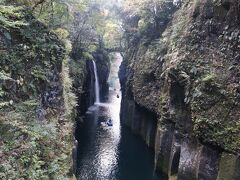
33, 0, 48, 10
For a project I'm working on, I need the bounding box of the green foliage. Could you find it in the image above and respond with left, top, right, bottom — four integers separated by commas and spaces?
0, 87, 5, 97
0, 71, 11, 80
0, 5, 65, 100
31, 66, 47, 81
22, 99, 38, 108
192, 72, 240, 153
103, 21, 123, 49
138, 18, 150, 33
62, 0, 122, 56
122, 0, 176, 36
0, 100, 13, 108
69, 58, 86, 96
34, 1, 70, 27
0, 99, 74, 179
193, 115, 240, 153
0, 1, 118, 179
82, 52, 94, 60
0, 5, 28, 29
202, 73, 217, 83
53, 28, 73, 54
54, 27, 70, 39
0, 5, 75, 179
62, 58, 77, 118
169, 10, 189, 47
159, 93, 170, 124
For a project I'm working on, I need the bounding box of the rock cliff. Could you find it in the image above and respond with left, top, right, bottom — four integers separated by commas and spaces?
71, 48, 110, 116
120, 0, 240, 179
0, 6, 76, 179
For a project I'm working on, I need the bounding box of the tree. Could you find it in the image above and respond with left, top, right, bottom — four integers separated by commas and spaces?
2, 0, 124, 58
121, 0, 177, 43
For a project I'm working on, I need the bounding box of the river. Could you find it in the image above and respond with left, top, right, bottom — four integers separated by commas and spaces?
75, 53, 162, 180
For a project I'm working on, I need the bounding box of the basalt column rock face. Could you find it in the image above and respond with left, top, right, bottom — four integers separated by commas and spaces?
120, 94, 158, 148
77, 60, 95, 115
120, 0, 240, 179
119, 60, 158, 149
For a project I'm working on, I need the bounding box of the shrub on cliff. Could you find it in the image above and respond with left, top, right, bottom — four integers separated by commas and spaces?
122, 0, 177, 40
0, 5, 76, 179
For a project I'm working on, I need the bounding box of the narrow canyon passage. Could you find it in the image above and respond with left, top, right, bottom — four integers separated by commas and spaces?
75, 54, 162, 180
2, 1, 240, 179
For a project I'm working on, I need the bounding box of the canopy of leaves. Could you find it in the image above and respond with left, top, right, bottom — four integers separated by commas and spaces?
120, 0, 177, 47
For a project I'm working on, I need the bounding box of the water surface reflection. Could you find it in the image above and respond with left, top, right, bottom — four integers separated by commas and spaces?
76, 54, 162, 180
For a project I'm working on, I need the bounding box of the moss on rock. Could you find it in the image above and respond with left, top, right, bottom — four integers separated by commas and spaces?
0, 5, 76, 179
121, 0, 240, 154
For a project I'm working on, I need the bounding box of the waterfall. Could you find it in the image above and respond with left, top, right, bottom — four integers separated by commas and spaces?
92, 60, 100, 104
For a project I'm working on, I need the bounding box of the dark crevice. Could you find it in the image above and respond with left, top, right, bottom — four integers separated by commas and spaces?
222, 2, 231, 11
170, 82, 185, 107
171, 146, 181, 175
169, 81, 192, 134
143, 72, 156, 83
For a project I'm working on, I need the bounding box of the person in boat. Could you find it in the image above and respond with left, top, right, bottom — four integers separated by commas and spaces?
106, 119, 113, 126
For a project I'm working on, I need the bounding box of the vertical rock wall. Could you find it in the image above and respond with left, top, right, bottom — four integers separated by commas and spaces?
73, 49, 110, 115
0, 6, 76, 179
119, 0, 240, 179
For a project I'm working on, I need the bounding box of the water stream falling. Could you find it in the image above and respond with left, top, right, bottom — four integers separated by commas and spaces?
92, 60, 100, 104
76, 54, 162, 180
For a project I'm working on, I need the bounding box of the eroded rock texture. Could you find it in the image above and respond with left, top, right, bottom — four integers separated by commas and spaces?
120, 0, 240, 179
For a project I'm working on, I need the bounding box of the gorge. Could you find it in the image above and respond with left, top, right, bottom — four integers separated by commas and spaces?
0, 0, 240, 180
75, 54, 161, 180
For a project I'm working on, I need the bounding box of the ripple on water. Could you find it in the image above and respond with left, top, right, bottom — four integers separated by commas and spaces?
76, 53, 162, 180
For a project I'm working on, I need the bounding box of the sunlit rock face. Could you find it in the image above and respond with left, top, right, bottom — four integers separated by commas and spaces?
120, 0, 240, 179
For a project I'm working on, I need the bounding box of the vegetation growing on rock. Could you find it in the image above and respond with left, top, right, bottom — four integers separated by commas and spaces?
1, 0, 240, 179
0, 0, 119, 179
120, 0, 240, 155
0, 4, 77, 179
